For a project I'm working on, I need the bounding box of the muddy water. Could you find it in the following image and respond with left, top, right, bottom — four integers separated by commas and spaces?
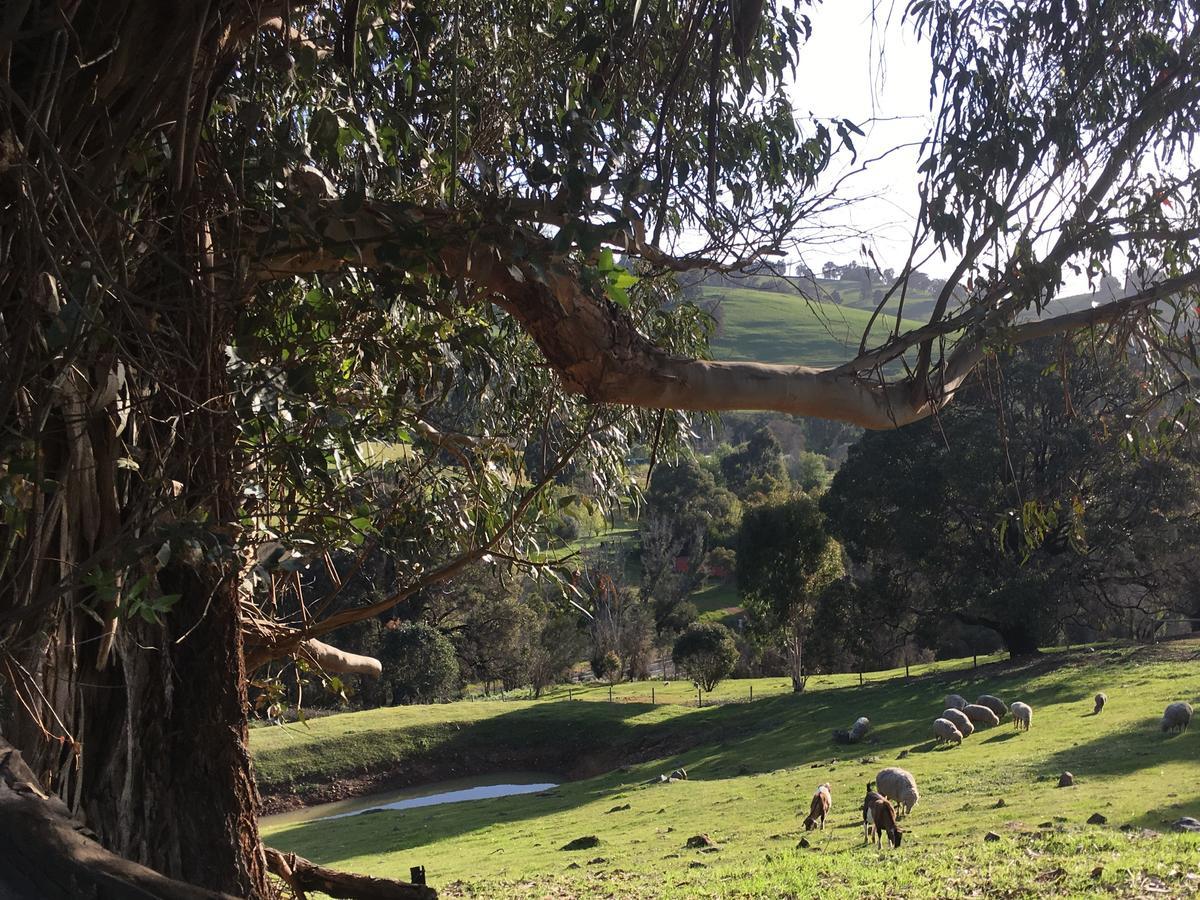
261, 772, 560, 828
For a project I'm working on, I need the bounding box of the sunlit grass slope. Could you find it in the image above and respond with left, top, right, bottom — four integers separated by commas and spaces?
702, 286, 926, 368
256, 640, 1200, 898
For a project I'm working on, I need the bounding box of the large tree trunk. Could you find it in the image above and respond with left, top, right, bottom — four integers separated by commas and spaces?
0, 4, 278, 894
1, 320, 269, 894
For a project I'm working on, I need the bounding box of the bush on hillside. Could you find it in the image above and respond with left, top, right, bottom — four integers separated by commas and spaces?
590, 649, 622, 683
379, 621, 460, 704
673, 622, 739, 692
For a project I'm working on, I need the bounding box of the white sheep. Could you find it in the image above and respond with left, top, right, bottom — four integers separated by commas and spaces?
1010, 701, 1032, 731
850, 716, 872, 742
875, 767, 919, 818
1162, 701, 1193, 733
932, 717, 963, 746
942, 707, 974, 737
945, 694, 968, 710
963, 703, 1001, 727
1093, 692, 1106, 714
976, 694, 1008, 719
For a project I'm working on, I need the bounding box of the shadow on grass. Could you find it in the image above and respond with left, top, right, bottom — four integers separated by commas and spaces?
1040, 717, 1197, 782
983, 731, 1021, 744
1120, 788, 1200, 831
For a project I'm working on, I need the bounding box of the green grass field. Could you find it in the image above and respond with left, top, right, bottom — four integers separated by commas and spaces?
702, 286, 927, 368
256, 640, 1200, 898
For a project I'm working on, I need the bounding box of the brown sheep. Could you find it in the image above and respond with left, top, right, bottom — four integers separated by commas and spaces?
862, 784, 903, 849
803, 782, 832, 831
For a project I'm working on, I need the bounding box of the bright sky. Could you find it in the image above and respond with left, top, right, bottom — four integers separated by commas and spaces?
787, 1, 941, 276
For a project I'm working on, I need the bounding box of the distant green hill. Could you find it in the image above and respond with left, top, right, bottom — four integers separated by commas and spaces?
700, 283, 929, 368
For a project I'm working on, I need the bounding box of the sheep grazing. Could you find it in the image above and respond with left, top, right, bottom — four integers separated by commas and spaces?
942, 707, 975, 737
1093, 692, 1107, 714
963, 704, 1001, 727
851, 716, 872, 741
833, 716, 872, 745
976, 695, 1008, 719
875, 767, 919, 818
1010, 701, 1032, 731
1161, 701, 1193, 733
945, 694, 968, 711
932, 717, 963, 746
862, 785, 903, 849
803, 783, 832, 831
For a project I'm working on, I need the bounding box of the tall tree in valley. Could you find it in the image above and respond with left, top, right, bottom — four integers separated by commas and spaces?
639, 457, 740, 628
720, 425, 790, 501
822, 339, 1200, 656
737, 494, 843, 692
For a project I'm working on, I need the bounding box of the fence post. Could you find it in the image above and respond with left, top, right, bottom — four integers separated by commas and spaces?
568, 688, 572, 701
749, 684, 753, 702
904, 655, 910, 679
609, 684, 613, 702
858, 670, 863, 686
652, 686, 655, 705
697, 686, 702, 708
973, 653, 978, 669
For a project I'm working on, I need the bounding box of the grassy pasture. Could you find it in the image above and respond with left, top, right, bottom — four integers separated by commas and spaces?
702, 286, 927, 368
256, 640, 1200, 897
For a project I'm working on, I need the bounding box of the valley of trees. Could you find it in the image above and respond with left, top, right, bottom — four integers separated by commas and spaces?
2, 0, 1199, 896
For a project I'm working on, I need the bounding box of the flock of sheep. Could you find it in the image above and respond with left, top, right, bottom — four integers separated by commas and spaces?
808, 689, 1194, 850
932, 692, 1029, 746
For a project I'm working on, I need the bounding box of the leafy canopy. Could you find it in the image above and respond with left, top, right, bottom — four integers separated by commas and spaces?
672, 621, 740, 693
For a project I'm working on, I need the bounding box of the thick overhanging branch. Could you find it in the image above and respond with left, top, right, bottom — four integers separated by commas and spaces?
251, 201, 1200, 431
299, 639, 382, 677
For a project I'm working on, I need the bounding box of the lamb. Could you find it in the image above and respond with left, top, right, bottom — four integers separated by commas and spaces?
875, 767, 919, 818
1093, 692, 1106, 714
803, 782, 832, 831
945, 694, 968, 710
1010, 701, 1032, 731
1161, 701, 1193, 733
862, 784, 903, 848
976, 694, 1008, 719
963, 703, 1001, 727
942, 707, 975, 737
932, 717, 963, 746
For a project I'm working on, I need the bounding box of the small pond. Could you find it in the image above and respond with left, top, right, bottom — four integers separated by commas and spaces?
262, 772, 560, 829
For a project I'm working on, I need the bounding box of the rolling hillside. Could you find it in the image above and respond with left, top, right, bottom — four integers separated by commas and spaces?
699, 282, 931, 368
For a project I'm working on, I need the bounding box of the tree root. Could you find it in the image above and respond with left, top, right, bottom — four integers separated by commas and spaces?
0, 738, 237, 899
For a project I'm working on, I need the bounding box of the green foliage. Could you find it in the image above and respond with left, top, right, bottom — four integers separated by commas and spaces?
720, 426, 790, 501
671, 622, 739, 692
590, 649, 622, 684
640, 456, 741, 628
379, 622, 460, 705
737, 493, 843, 690
822, 339, 1200, 655
527, 611, 590, 698
788, 449, 830, 494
